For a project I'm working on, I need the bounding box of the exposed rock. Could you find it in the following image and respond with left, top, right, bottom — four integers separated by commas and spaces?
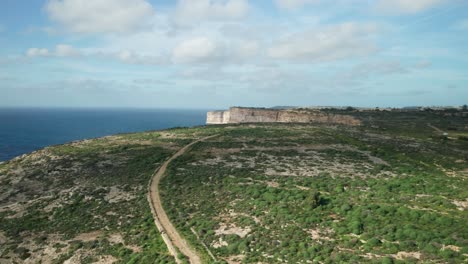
73, 231, 102, 242
452, 199, 468, 211
207, 107, 361, 126
215, 224, 251, 238
392, 251, 421, 260
104, 186, 136, 203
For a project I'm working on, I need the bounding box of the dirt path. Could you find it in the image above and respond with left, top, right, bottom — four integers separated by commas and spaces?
427, 123, 444, 133
148, 135, 218, 264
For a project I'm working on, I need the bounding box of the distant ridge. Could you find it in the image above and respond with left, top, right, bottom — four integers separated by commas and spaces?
269, 106, 297, 110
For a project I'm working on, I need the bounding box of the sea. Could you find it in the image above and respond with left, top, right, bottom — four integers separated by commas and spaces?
0, 108, 208, 162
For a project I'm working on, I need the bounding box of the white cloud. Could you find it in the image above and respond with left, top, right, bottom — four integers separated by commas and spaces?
55, 44, 81, 57
170, 36, 258, 65
267, 23, 378, 62
25, 44, 170, 65
174, 0, 250, 26
45, 0, 155, 34
117, 50, 133, 62
115, 50, 167, 65
275, 0, 320, 10
26, 45, 81, 58
343, 61, 409, 80
27, 48, 50, 57
375, 0, 446, 14
236, 40, 259, 58
172, 37, 225, 64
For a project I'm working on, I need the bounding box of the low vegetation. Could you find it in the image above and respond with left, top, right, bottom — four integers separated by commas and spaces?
0, 127, 221, 263
160, 110, 467, 263
1, 109, 467, 263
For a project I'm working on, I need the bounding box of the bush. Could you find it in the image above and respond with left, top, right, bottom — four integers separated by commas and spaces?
340, 204, 352, 213
367, 238, 382, 247
14, 247, 31, 260
381, 256, 394, 264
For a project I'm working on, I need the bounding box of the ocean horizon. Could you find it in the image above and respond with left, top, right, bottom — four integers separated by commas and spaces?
0, 107, 209, 162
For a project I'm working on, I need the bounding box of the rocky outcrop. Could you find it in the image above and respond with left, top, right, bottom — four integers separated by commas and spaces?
229, 107, 279, 123
206, 111, 228, 124
207, 107, 361, 126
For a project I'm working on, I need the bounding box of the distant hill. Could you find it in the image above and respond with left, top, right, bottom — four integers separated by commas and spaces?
269, 106, 297, 109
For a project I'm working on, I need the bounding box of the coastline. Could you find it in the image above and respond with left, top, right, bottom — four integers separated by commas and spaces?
0, 108, 207, 162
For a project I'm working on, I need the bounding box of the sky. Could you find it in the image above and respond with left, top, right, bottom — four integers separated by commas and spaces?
0, 0, 467, 109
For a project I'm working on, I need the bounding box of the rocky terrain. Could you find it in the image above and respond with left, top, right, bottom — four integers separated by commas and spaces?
0, 127, 222, 264
1, 109, 467, 263
175, 109, 468, 263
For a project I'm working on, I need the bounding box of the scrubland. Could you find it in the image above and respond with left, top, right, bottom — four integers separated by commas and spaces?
1, 110, 467, 263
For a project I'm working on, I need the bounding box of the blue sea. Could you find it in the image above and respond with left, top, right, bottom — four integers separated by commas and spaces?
0, 108, 208, 162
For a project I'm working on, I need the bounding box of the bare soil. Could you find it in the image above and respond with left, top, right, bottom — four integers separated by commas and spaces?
148, 135, 218, 264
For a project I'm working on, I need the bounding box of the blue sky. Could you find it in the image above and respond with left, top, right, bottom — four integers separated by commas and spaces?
0, 0, 467, 109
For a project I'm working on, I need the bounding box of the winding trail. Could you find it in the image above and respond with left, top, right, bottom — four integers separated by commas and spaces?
147, 135, 218, 264
427, 123, 444, 133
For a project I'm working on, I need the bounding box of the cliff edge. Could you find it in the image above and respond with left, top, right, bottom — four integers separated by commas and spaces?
206, 107, 361, 126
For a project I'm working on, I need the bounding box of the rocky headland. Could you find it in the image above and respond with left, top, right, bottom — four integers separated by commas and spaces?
206, 107, 362, 126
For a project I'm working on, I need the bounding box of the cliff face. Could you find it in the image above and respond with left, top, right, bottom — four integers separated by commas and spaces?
207, 107, 361, 126
206, 111, 227, 124
229, 107, 279, 123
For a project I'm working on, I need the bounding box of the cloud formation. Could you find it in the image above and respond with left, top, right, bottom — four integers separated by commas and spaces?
26, 48, 50, 57
341, 61, 410, 81
26, 44, 81, 57
55, 44, 81, 57
172, 37, 224, 64
375, 0, 446, 14
275, 0, 320, 10
267, 23, 378, 62
3, 0, 466, 108
174, 0, 250, 26
115, 50, 167, 65
45, 0, 155, 34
